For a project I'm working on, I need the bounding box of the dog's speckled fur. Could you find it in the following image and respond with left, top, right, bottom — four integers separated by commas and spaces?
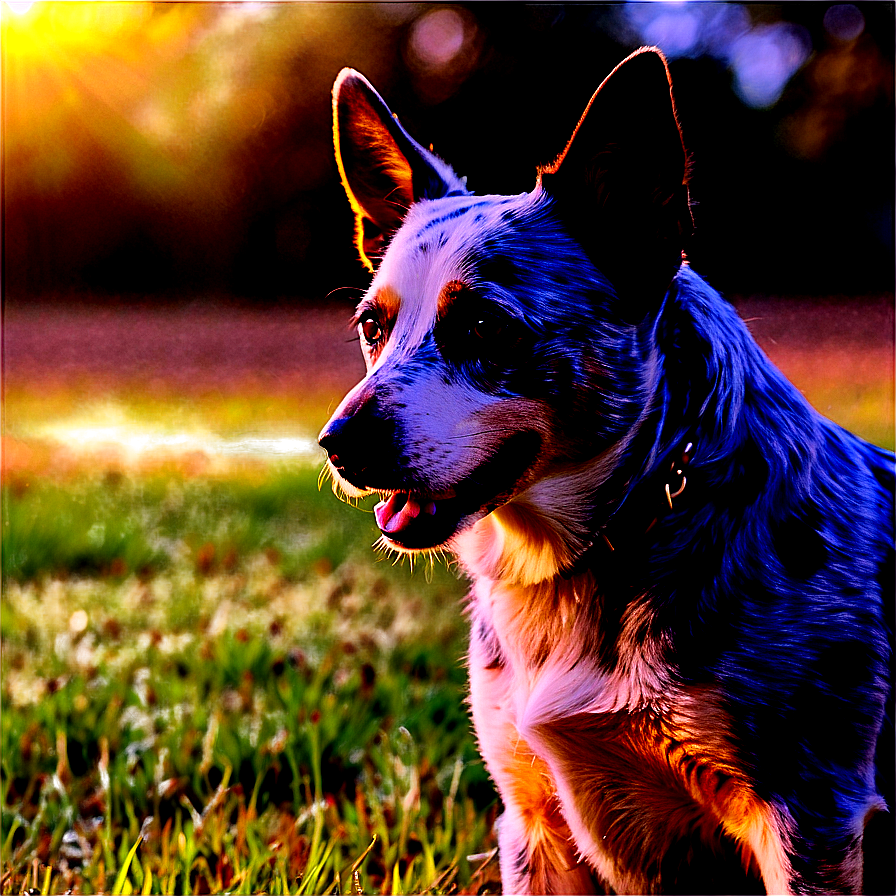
319, 49, 894, 894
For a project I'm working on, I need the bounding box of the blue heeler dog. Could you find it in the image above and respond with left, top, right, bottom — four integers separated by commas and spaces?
319, 47, 894, 895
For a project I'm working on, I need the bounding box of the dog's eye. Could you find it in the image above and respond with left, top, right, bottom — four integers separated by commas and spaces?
470, 315, 505, 341
359, 314, 383, 346
435, 293, 528, 373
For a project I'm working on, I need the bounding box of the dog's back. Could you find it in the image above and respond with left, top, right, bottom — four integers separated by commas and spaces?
638, 269, 895, 893
851, 437, 894, 895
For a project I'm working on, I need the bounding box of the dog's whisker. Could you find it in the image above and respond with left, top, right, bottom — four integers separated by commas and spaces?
325, 285, 364, 300
445, 429, 511, 441
380, 185, 411, 214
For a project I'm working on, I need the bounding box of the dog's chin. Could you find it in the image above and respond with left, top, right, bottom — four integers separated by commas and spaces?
372, 431, 542, 552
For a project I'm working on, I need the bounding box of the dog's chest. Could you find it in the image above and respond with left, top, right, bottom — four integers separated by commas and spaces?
467, 574, 757, 875
469, 574, 670, 722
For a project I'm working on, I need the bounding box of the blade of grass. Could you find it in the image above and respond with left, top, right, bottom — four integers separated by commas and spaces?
349, 834, 377, 877
297, 836, 337, 895
111, 833, 144, 896
40, 864, 52, 896
391, 860, 402, 896
2, 816, 22, 859
402, 856, 417, 894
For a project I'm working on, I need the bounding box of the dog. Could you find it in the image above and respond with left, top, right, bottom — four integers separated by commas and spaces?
318, 48, 894, 895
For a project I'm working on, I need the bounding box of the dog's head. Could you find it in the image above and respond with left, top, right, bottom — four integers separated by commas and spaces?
319, 48, 692, 576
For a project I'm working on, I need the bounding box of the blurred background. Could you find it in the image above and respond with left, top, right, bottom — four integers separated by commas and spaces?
3, 0, 894, 300
1, 4, 893, 894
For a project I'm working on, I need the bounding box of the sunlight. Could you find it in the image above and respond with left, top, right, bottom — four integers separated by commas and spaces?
1, 1, 152, 53
2, 1, 155, 143
2, 0, 315, 222
3, 1, 35, 15
1, 0, 220, 258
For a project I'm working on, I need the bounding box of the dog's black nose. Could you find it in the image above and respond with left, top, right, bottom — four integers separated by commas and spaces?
318, 417, 351, 470
319, 404, 399, 487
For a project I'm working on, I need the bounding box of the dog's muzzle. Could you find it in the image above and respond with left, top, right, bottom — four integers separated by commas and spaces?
318, 406, 463, 548
320, 402, 542, 550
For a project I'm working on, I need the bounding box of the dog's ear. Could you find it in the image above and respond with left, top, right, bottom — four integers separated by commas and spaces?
539, 47, 693, 309
333, 69, 468, 271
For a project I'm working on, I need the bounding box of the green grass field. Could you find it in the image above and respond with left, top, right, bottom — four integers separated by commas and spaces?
2, 460, 498, 895
2, 298, 892, 894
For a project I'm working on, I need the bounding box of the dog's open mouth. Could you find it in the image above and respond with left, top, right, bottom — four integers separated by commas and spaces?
373, 490, 461, 548
372, 431, 541, 550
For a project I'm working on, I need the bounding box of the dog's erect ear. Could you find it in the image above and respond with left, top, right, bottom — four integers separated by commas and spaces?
333, 69, 468, 271
539, 47, 693, 308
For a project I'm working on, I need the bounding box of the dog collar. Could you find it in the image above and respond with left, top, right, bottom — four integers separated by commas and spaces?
560, 438, 695, 578
663, 440, 693, 513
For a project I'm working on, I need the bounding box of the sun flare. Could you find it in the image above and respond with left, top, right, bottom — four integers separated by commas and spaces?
1, 1, 152, 55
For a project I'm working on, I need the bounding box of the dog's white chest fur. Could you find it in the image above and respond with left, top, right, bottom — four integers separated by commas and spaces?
459, 511, 671, 713
459, 514, 795, 895
460, 513, 673, 887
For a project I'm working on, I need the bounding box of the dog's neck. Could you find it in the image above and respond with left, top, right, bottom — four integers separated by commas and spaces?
455, 433, 695, 589
453, 269, 761, 591
454, 299, 702, 590
560, 436, 696, 577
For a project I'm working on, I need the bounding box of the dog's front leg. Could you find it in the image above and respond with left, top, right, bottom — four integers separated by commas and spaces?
468, 622, 600, 895
479, 718, 600, 895
493, 786, 600, 896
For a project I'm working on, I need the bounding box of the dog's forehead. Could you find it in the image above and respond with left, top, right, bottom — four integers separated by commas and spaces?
371, 191, 536, 337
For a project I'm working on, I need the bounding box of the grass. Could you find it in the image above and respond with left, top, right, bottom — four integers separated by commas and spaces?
1, 460, 497, 895
2, 296, 892, 894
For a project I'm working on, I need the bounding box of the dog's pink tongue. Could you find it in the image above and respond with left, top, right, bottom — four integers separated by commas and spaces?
374, 493, 421, 534
374, 493, 437, 534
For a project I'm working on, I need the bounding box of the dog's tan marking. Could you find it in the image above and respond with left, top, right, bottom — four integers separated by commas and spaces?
436, 278, 468, 316
356, 285, 401, 328
503, 740, 595, 894
527, 688, 795, 894
491, 502, 577, 586
656, 692, 795, 892
714, 786, 794, 894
